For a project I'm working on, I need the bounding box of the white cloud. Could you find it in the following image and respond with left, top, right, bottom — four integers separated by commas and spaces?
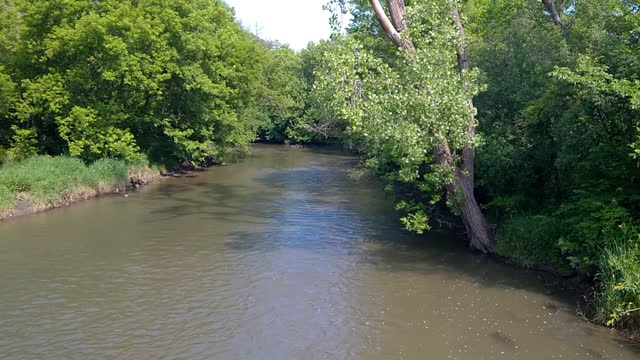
224, 0, 334, 50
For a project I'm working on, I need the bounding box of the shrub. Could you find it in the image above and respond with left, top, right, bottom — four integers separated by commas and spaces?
557, 197, 633, 271
595, 226, 640, 329
6, 126, 38, 161
494, 214, 567, 269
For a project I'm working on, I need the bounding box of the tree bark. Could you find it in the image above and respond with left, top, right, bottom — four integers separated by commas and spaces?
433, 143, 493, 253
368, 0, 494, 252
368, 0, 414, 50
387, 0, 407, 32
541, 0, 564, 28
449, 7, 494, 252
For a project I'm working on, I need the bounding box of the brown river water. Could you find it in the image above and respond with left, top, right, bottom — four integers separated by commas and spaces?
0, 145, 638, 359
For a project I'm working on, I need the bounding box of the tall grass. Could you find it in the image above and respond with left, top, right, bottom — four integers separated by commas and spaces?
0, 155, 156, 214
0, 184, 12, 212
595, 228, 640, 330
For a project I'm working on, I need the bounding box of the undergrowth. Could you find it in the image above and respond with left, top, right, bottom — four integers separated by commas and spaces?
595, 226, 640, 330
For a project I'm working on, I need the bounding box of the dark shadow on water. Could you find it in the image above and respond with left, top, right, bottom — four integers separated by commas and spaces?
141, 182, 273, 225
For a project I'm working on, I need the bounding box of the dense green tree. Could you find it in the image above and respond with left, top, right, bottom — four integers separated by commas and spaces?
309, 0, 639, 328
294, 40, 350, 143
255, 44, 306, 143
0, 0, 266, 165
317, 0, 493, 251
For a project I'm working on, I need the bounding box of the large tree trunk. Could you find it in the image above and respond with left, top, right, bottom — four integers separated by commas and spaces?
387, 0, 407, 32
450, 7, 494, 252
433, 143, 494, 253
368, 0, 494, 252
454, 177, 493, 253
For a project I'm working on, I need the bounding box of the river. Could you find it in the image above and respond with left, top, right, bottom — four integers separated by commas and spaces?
0, 145, 637, 359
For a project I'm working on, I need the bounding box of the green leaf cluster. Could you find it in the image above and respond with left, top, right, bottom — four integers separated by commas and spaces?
0, 0, 271, 165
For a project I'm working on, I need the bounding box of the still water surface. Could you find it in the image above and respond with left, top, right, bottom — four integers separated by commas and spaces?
0, 145, 638, 359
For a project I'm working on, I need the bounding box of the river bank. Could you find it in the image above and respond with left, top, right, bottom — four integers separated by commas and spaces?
0, 155, 230, 222
0, 156, 161, 222
491, 251, 640, 342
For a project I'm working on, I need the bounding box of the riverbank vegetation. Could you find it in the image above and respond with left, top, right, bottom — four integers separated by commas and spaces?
0, 156, 157, 218
0, 0, 638, 332
0, 0, 308, 216
284, 0, 639, 332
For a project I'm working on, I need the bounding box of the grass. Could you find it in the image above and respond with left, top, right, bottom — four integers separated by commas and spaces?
595, 229, 640, 330
0, 155, 159, 216
0, 184, 12, 213
493, 214, 568, 269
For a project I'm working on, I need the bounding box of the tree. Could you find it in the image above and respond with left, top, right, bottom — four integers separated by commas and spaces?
322, 0, 493, 251
0, 0, 267, 165
256, 44, 307, 143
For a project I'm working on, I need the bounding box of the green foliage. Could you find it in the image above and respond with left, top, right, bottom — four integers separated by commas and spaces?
395, 200, 431, 234
256, 45, 307, 142
314, 1, 483, 236
557, 197, 634, 271
294, 40, 351, 144
0, 67, 16, 116
57, 106, 140, 161
0, 184, 13, 212
0, 0, 268, 165
7, 126, 38, 160
321, 0, 640, 330
0, 155, 138, 212
1, 156, 88, 205
494, 214, 566, 269
83, 158, 130, 188
596, 227, 640, 329
467, 0, 640, 328
320, 33, 479, 167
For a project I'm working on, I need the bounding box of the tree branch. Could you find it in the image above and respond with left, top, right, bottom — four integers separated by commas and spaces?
387, 0, 407, 32
368, 0, 413, 50
451, 7, 476, 178
541, 0, 564, 28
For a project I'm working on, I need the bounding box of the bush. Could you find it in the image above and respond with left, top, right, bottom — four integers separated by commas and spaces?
557, 197, 633, 271
595, 226, 640, 329
6, 126, 38, 161
494, 214, 567, 269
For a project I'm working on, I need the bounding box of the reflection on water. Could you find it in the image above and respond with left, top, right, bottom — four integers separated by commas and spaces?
0, 145, 637, 359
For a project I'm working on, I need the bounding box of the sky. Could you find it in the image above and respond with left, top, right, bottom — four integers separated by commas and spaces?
223, 0, 335, 50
